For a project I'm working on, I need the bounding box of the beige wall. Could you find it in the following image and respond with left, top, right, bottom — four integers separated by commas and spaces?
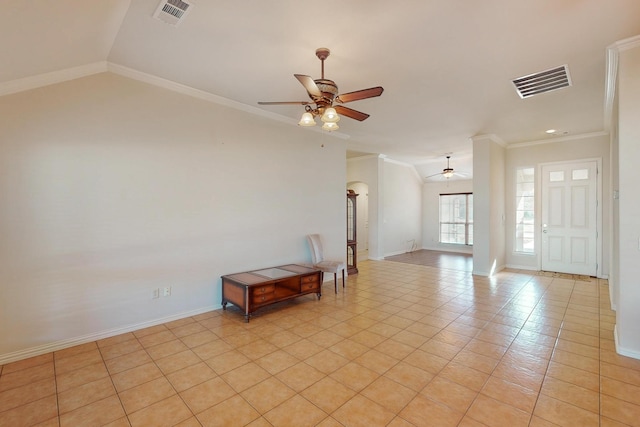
0, 73, 347, 362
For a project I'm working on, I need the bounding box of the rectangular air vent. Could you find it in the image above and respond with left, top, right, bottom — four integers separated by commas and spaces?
153, 0, 192, 26
512, 65, 571, 99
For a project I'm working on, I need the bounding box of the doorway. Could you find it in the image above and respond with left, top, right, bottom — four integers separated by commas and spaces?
540, 160, 598, 276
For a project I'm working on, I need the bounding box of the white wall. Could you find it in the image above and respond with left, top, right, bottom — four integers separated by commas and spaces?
422, 179, 473, 254
0, 72, 347, 362
504, 133, 610, 275
615, 39, 640, 358
382, 159, 423, 256
472, 136, 506, 276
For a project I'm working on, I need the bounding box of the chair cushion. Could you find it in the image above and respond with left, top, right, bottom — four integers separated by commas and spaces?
315, 260, 345, 273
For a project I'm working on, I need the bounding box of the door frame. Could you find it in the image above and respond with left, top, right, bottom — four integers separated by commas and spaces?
537, 157, 603, 277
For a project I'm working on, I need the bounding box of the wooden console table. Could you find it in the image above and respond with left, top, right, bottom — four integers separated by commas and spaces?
221, 264, 322, 322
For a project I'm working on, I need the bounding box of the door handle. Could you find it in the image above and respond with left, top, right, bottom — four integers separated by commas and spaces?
543, 230, 548, 233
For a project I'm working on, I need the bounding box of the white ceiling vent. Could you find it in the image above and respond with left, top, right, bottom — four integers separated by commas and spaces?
153, 0, 192, 26
512, 65, 571, 99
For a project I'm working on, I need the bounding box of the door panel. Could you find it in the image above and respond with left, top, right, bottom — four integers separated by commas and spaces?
541, 161, 597, 276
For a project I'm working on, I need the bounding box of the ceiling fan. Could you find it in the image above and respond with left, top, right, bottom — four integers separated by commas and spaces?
425, 155, 469, 180
258, 48, 383, 130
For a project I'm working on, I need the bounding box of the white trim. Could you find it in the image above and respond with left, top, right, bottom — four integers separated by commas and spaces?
505, 264, 538, 271
107, 62, 351, 140
0, 305, 219, 365
506, 131, 609, 149
604, 46, 619, 132
614, 325, 640, 360
0, 62, 108, 97
471, 134, 507, 148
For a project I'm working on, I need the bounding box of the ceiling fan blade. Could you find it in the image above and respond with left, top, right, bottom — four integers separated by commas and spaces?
258, 101, 312, 105
334, 105, 370, 121
335, 86, 384, 104
425, 172, 444, 179
294, 74, 322, 97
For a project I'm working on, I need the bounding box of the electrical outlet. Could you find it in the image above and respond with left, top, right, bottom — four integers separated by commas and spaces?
163, 286, 171, 297
152, 288, 160, 299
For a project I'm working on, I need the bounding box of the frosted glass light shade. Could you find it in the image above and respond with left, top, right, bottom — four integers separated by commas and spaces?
321, 107, 340, 123
322, 121, 339, 131
298, 112, 316, 126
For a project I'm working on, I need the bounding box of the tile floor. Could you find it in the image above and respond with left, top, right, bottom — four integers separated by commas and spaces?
1, 259, 640, 426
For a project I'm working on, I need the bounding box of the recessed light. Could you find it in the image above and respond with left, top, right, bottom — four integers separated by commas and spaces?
545, 129, 556, 134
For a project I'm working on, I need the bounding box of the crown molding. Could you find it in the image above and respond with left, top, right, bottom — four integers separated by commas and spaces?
506, 131, 609, 149
107, 62, 350, 139
0, 62, 108, 97
470, 134, 507, 147
604, 35, 640, 131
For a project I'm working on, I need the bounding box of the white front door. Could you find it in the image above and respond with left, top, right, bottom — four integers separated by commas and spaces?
541, 161, 597, 276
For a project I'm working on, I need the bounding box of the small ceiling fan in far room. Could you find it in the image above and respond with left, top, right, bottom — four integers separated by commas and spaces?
425, 155, 469, 180
258, 48, 384, 131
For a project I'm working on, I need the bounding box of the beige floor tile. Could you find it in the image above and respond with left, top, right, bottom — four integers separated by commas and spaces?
166, 362, 217, 392
384, 361, 434, 392
329, 361, 379, 392
146, 339, 189, 360
0, 362, 54, 393
466, 394, 531, 427
196, 395, 260, 427
179, 376, 236, 414
400, 394, 463, 427
264, 394, 328, 426
221, 361, 272, 393
354, 348, 399, 375
304, 349, 350, 375
601, 376, 640, 406
601, 394, 640, 426
361, 376, 417, 413
533, 394, 599, 427
480, 376, 538, 413
540, 376, 599, 413
59, 395, 125, 427
180, 330, 218, 348
128, 395, 193, 427
0, 377, 56, 413
282, 338, 324, 359
300, 376, 357, 413
332, 394, 395, 427
438, 362, 489, 392
111, 362, 163, 392
155, 349, 200, 375
328, 339, 370, 360
254, 349, 302, 375
1, 353, 53, 375
99, 339, 143, 361
118, 376, 176, 414
241, 376, 296, 414
104, 349, 152, 375
403, 349, 449, 375
205, 349, 250, 375
54, 349, 104, 375
276, 361, 325, 392
58, 377, 116, 414
422, 376, 478, 413
0, 395, 58, 427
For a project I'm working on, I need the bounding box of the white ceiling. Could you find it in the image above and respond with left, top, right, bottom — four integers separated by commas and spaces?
2, 0, 640, 180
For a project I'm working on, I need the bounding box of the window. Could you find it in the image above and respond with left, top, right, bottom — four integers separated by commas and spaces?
439, 193, 473, 245
515, 167, 535, 253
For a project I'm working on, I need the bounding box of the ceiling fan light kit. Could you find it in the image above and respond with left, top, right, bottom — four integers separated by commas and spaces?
258, 48, 383, 132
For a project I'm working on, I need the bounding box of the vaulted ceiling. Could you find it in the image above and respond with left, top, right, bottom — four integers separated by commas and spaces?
2, 0, 639, 179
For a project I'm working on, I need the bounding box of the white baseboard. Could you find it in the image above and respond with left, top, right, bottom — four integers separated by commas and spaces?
0, 305, 219, 365
614, 325, 640, 360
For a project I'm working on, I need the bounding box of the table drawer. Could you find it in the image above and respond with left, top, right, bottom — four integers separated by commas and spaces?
301, 274, 320, 292
252, 284, 275, 295
252, 292, 275, 305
